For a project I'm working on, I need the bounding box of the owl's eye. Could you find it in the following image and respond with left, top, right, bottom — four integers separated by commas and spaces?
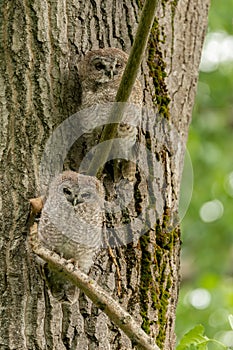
81, 192, 92, 200
95, 62, 106, 71
116, 63, 123, 69
63, 187, 72, 196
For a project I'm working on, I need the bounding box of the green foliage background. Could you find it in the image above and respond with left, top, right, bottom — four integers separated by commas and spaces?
176, 0, 233, 348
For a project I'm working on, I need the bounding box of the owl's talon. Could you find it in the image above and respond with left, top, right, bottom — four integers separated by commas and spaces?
67, 258, 76, 265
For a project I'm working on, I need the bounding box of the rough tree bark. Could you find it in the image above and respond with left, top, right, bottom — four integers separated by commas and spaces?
0, 1, 209, 350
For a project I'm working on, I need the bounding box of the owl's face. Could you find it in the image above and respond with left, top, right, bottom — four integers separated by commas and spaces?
61, 181, 99, 207
79, 48, 129, 87
50, 172, 105, 210
89, 55, 125, 84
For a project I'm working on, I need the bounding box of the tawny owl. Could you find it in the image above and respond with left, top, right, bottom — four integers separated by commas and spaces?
78, 48, 143, 182
38, 171, 105, 301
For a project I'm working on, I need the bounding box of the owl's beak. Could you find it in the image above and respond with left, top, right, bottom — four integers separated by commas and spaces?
105, 69, 118, 79
72, 196, 84, 206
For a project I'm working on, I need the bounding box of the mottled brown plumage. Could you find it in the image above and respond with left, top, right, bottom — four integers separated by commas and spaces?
38, 171, 105, 301
79, 48, 143, 106
78, 48, 143, 182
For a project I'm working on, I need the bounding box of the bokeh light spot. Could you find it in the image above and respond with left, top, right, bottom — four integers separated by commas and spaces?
199, 199, 224, 223
200, 32, 233, 72
188, 288, 211, 309
218, 331, 233, 347
209, 309, 229, 328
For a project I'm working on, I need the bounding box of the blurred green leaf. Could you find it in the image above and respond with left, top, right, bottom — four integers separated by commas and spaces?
176, 325, 209, 350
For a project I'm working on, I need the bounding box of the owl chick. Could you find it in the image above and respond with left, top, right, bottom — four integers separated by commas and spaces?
78, 48, 143, 182
78, 48, 142, 106
38, 171, 105, 301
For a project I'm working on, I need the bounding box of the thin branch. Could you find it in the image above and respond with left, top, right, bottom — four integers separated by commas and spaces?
29, 223, 160, 350
87, 0, 158, 177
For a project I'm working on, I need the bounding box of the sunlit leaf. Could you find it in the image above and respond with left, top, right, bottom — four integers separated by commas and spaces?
176, 325, 209, 350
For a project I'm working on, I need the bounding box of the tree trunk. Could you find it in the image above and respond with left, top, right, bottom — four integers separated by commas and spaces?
0, 1, 209, 349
